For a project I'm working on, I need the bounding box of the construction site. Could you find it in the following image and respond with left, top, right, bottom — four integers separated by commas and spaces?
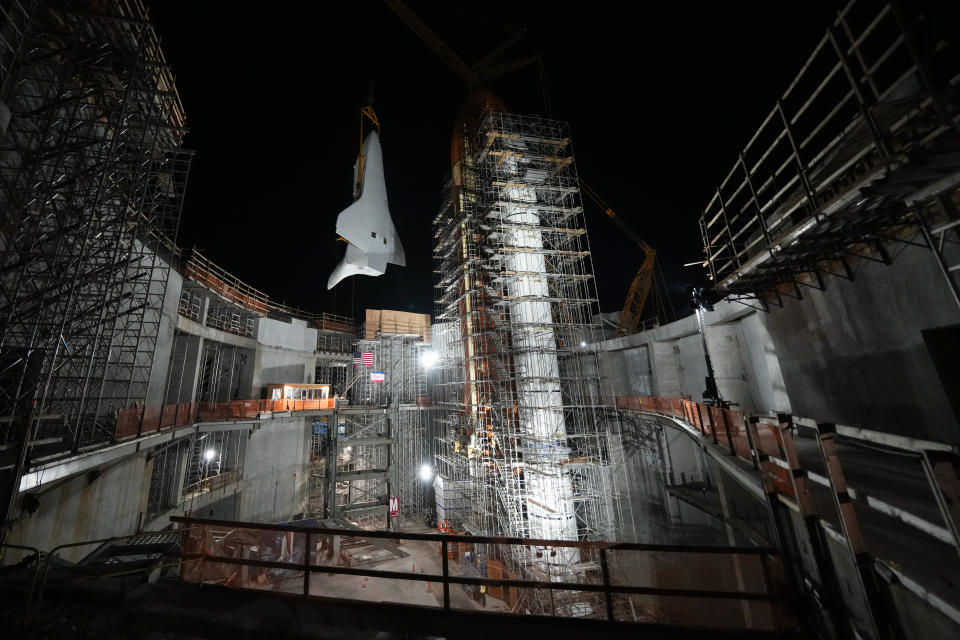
0, 1, 959, 639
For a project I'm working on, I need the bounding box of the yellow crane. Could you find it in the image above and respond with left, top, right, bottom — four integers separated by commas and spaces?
580, 181, 657, 336
383, 0, 539, 91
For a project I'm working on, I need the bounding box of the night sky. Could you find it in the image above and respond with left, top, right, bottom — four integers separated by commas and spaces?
149, 2, 839, 320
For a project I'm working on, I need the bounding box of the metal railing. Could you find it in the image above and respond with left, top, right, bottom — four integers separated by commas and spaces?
183, 249, 270, 315
699, 0, 955, 294
181, 249, 357, 335
113, 398, 337, 440
182, 469, 240, 498
172, 516, 789, 630
618, 394, 960, 639
1, 535, 163, 625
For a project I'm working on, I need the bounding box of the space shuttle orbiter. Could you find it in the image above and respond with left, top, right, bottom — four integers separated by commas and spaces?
327, 129, 406, 289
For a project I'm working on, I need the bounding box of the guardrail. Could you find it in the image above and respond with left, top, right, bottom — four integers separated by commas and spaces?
112, 393, 437, 442
182, 469, 240, 498
618, 395, 960, 639
699, 0, 953, 294
615, 396, 794, 496
181, 249, 357, 335
1, 530, 190, 627
172, 516, 790, 631
114, 398, 337, 440
183, 250, 269, 315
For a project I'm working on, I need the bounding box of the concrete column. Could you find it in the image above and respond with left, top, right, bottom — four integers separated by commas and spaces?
171, 437, 193, 507
184, 336, 205, 404
199, 295, 210, 326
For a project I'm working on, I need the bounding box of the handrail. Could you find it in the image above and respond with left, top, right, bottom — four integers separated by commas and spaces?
2, 528, 202, 624
181, 248, 358, 334
697, 0, 951, 293
617, 395, 957, 456
173, 516, 785, 625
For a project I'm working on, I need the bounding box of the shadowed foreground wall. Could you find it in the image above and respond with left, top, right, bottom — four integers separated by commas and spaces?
763, 242, 960, 443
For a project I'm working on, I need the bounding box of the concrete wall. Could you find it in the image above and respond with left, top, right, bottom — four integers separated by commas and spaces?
763, 242, 960, 443
596, 239, 957, 444
9, 415, 312, 561
146, 262, 184, 407
738, 312, 791, 412
162, 298, 319, 402
594, 301, 791, 413
172, 417, 311, 524
236, 416, 311, 523
7, 453, 150, 563
614, 413, 758, 547
251, 318, 318, 396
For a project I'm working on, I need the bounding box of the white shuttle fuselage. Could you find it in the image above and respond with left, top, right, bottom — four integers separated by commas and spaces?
327, 130, 405, 289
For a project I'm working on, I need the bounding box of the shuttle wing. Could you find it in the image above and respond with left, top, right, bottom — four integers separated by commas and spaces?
327, 131, 406, 289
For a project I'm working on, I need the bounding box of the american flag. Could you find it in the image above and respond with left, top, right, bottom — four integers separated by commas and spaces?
353, 351, 374, 365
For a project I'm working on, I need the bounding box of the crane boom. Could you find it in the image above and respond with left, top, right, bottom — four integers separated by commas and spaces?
383, 0, 537, 89
382, 0, 481, 89
618, 249, 657, 336
580, 180, 656, 336
580, 181, 650, 253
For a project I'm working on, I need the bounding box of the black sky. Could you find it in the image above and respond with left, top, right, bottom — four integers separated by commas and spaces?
149, 1, 839, 320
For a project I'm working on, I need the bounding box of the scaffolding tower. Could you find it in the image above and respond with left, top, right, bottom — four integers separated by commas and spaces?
0, 0, 192, 530
433, 110, 627, 588
311, 332, 437, 528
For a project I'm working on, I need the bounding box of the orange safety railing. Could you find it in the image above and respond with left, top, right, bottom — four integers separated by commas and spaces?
616, 396, 794, 498
183, 251, 269, 315
115, 398, 337, 440
307, 312, 357, 336
181, 250, 359, 336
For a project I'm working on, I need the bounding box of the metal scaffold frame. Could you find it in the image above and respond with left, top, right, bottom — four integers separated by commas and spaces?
349, 337, 426, 407
310, 334, 437, 528
698, 0, 960, 305
0, 0, 192, 528
329, 410, 392, 529
432, 109, 629, 594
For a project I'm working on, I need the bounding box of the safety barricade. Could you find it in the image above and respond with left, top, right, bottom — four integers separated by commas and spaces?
113, 398, 337, 440
617, 396, 794, 499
